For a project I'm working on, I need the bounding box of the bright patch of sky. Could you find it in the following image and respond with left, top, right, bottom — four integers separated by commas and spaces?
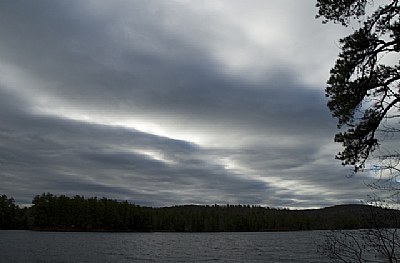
0, 0, 382, 208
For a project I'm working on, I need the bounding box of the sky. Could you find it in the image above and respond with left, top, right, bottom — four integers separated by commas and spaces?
0, 0, 379, 209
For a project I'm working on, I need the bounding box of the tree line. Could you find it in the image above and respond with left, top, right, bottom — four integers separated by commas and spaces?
1, 193, 399, 232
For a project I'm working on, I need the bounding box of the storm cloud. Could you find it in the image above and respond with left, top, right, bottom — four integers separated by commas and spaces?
0, 1, 375, 208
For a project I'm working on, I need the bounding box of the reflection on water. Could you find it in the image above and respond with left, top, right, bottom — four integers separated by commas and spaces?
0, 230, 334, 262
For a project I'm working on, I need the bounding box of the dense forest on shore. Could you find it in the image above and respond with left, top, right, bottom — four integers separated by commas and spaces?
1, 193, 399, 232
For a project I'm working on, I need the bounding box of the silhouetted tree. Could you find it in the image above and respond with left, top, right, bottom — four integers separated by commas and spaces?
317, 0, 400, 261
0, 194, 17, 229
317, 0, 400, 175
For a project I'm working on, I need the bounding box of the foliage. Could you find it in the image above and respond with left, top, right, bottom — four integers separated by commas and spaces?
317, 0, 400, 173
0, 194, 28, 229
2, 193, 400, 232
317, 1, 400, 262
28, 194, 391, 232
0, 194, 17, 229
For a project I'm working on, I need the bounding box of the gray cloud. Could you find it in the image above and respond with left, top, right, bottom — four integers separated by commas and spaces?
0, 1, 377, 208
0, 93, 275, 206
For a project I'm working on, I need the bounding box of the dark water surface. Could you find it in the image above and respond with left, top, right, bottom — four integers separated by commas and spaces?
0, 230, 334, 262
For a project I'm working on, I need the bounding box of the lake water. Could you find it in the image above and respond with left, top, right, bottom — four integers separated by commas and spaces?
0, 230, 335, 262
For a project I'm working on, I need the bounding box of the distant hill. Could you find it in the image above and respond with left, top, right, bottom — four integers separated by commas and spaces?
1, 193, 400, 232
297, 204, 400, 230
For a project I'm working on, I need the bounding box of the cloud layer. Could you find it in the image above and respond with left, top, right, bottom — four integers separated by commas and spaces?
0, 1, 375, 208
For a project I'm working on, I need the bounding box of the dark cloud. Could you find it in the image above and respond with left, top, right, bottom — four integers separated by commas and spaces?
0, 96, 275, 206
0, 1, 377, 208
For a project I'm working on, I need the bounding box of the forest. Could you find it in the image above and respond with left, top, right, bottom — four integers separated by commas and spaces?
1, 193, 399, 232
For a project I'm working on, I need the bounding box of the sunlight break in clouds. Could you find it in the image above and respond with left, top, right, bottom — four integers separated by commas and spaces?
0, 0, 377, 208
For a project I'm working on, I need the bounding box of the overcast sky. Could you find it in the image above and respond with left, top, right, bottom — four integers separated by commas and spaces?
0, 0, 378, 208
